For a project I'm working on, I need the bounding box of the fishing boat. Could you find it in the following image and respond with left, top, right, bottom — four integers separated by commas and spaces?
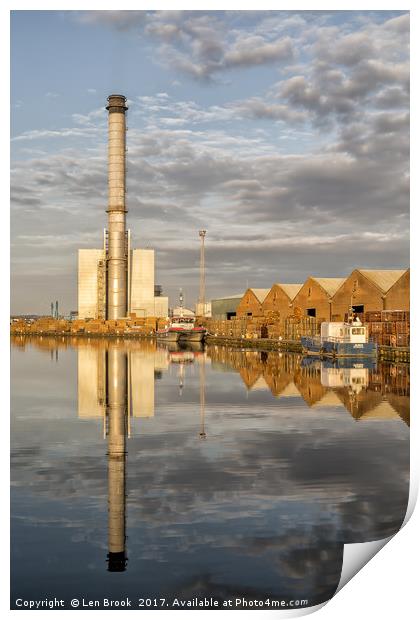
156, 316, 206, 343
301, 308, 377, 358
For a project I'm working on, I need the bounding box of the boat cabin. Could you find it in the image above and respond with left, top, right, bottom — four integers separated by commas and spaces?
170, 316, 195, 329
320, 319, 367, 344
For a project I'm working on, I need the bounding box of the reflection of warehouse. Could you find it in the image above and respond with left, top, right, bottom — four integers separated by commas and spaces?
204, 346, 409, 425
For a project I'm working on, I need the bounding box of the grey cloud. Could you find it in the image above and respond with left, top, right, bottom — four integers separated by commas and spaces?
224, 35, 294, 68
145, 13, 296, 80
75, 10, 146, 30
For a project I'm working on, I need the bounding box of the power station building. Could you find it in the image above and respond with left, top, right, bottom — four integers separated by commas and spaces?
78, 95, 168, 320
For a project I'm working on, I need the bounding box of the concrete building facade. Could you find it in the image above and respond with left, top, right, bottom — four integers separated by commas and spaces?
78, 250, 106, 321
292, 277, 346, 321
331, 269, 408, 319
236, 288, 270, 318
78, 245, 168, 319
262, 283, 303, 320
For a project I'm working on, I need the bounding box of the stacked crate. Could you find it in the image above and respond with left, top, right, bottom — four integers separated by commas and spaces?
284, 315, 319, 341
365, 310, 410, 348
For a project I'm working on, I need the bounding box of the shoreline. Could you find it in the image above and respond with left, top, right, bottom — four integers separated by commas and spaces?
10, 331, 410, 363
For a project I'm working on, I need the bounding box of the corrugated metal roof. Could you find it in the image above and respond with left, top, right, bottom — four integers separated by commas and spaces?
357, 269, 407, 293
250, 288, 271, 303
211, 293, 244, 301
273, 283, 303, 300
311, 277, 346, 297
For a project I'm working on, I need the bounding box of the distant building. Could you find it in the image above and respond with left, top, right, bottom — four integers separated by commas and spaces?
292, 277, 346, 321
171, 306, 195, 318
236, 288, 270, 318
78, 241, 168, 319
332, 269, 409, 319
195, 301, 211, 317
211, 294, 243, 320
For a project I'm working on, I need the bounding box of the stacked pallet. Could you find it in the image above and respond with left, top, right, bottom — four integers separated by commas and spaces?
364, 310, 410, 348
283, 315, 319, 341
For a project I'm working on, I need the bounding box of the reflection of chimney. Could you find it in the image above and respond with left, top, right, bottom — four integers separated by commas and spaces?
106, 345, 128, 571
199, 353, 206, 439
106, 95, 128, 320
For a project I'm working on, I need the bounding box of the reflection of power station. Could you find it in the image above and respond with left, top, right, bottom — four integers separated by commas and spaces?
77, 342, 171, 571
78, 95, 168, 320
106, 345, 127, 571
77, 343, 168, 421
77, 342, 170, 571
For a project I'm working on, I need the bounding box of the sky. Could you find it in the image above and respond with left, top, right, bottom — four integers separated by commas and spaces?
10, 10, 409, 314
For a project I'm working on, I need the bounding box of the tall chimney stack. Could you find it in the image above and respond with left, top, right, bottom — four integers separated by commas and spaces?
106, 95, 128, 320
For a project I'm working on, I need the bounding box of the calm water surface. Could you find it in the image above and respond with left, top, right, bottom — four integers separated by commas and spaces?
11, 337, 409, 609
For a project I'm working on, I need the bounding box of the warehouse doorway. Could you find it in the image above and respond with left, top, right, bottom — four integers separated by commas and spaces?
227, 312, 236, 320
353, 305, 364, 313
306, 308, 316, 317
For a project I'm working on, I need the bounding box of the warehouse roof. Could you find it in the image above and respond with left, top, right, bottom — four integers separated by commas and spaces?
357, 269, 407, 293
250, 288, 271, 303
273, 283, 303, 300
310, 277, 346, 297
212, 294, 244, 301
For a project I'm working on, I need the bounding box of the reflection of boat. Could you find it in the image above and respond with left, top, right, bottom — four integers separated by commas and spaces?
302, 356, 377, 370
157, 317, 206, 342
163, 340, 204, 353
169, 351, 195, 364
301, 309, 377, 358
320, 364, 369, 393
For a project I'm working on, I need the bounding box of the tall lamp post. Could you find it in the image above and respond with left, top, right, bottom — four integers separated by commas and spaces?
198, 230, 206, 316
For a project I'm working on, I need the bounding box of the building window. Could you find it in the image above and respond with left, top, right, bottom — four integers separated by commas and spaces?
353, 305, 364, 313
308, 287, 311, 298
247, 312, 252, 317
307, 308, 316, 317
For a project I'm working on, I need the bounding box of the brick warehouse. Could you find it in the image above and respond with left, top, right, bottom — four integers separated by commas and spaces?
262, 283, 303, 321
332, 269, 408, 320
291, 277, 346, 321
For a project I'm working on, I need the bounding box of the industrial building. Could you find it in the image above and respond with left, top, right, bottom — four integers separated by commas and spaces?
292, 277, 346, 321
332, 269, 409, 319
236, 288, 270, 317
262, 283, 303, 319
211, 294, 243, 320
78, 95, 168, 320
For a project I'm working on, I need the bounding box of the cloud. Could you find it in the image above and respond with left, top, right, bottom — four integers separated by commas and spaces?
75, 10, 146, 30
144, 12, 296, 80
11, 11, 409, 313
